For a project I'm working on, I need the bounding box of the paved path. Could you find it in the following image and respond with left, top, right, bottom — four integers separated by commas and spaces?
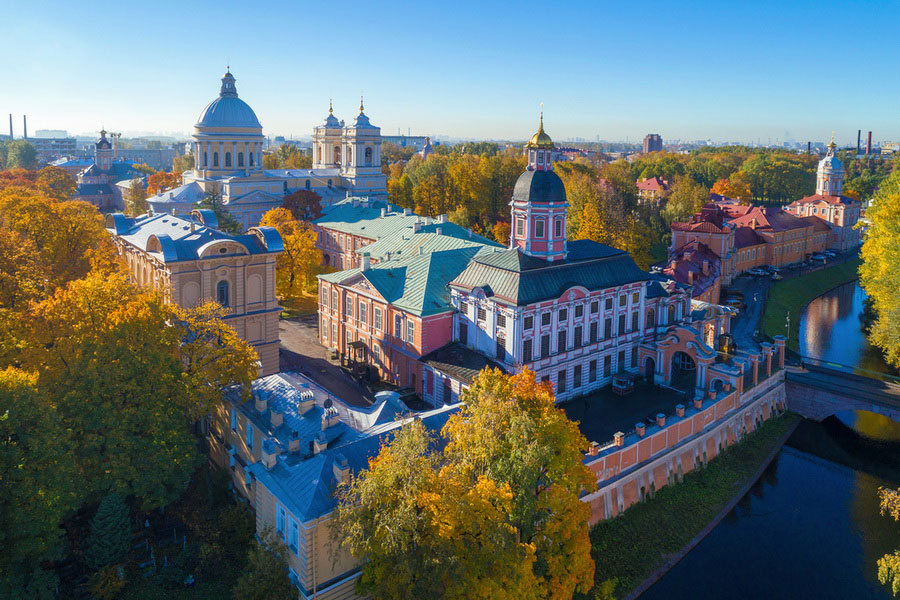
279, 316, 374, 407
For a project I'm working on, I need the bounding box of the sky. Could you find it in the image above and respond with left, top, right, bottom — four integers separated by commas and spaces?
1, 0, 898, 144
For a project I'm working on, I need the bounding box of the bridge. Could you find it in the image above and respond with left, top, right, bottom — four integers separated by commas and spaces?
785, 356, 900, 423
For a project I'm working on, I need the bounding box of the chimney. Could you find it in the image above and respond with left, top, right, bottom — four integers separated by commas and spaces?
298, 390, 315, 414
22, 115, 27, 139
313, 431, 327, 455
361, 253, 370, 271
867, 131, 872, 155
332, 453, 349, 484
261, 440, 278, 470
656, 413, 666, 427
288, 431, 301, 453
669, 260, 677, 270
418, 245, 424, 256
438, 214, 448, 224
614, 431, 625, 447
857, 129, 861, 154
380, 207, 386, 218
807, 141, 811, 154
687, 271, 695, 285
254, 390, 267, 413
675, 404, 685, 418
467, 227, 473, 239
693, 397, 703, 410
190, 222, 196, 233
322, 405, 340, 429
635, 422, 646, 437
436, 227, 443, 236
8, 114, 11, 139
171, 208, 177, 216
413, 220, 422, 233
270, 406, 283, 429
588, 441, 600, 456
702, 260, 709, 275
403, 207, 411, 216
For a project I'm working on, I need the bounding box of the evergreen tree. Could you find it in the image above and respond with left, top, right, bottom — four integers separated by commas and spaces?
232, 529, 295, 600
86, 493, 131, 570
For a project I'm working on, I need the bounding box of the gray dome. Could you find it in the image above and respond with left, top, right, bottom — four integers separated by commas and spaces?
512, 169, 567, 204
196, 71, 262, 129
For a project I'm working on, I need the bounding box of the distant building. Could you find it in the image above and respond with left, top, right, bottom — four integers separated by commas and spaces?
33, 129, 69, 138
117, 146, 180, 170
105, 209, 283, 376
71, 130, 142, 210
643, 133, 663, 154
637, 176, 669, 205
418, 136, 434, 159
785, 138, 861, 251
382, 134, 429, 150
29, 136, 78, 163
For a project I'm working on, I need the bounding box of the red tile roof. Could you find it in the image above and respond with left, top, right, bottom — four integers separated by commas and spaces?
790, 194, 857, 206
663, 241, 720, 298
637, 176, 669, 192
729, 206, 814, 233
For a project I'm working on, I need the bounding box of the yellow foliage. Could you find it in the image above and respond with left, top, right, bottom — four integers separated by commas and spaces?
260, 207, 322, 300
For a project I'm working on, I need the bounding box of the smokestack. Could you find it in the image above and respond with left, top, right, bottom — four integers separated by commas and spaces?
23, 115, 27, 139
867, 131, 872, 155
806, 141, 811, 154
8, 114, 11, 139
857, 130, 861, 155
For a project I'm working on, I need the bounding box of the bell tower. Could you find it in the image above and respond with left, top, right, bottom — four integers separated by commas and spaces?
96, 129, 113, 171
816, 134, 843, 196
509, 109, 568, 262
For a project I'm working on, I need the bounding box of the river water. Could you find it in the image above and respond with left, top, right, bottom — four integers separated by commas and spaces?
643, 281, 900, 599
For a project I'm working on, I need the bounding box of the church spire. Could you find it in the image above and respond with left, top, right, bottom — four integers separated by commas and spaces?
329, 99, 333, 115
359, 95, 365, 114
220, 70, 238, 97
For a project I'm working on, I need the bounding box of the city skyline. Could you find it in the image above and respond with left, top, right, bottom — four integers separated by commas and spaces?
2, 0, 899, 144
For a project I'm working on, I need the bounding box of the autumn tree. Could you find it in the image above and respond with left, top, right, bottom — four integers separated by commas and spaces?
1, 140, 38, 169
146, 170, 181, 195
333, 368, 594, 600
35, 166, 76, 200
710, 177, 752, 202
123, 177, 148, 215
860, 170, 900, 367
387, 173, 414, 209
172, 152, 194, 173
196, 185, 242, 234
878, 487, 900, 596
260, 208, 322, 300
232, 529, 295, 600
281, 189, 322, 220
662, 175, 709, 225
492, 221, 511, 245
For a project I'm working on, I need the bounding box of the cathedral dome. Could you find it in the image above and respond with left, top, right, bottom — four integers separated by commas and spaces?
526, 112, 553, 149
512, 169, 567, 204
196, 71, 262, 129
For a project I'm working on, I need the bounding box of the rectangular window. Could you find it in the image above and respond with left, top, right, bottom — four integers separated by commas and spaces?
604, 317, 612, 339
496, 337, 506, 361
322, 318, 328, 339
573, 365, 582, 388
631, 346, 638, 368
373, 344, 381, 363
619, 295, 627, 307
277, 505, 286, 537
321, 287, 327, 307
540, 334, 550, 357
590, 301, 598, 314
558, 308, 568, 322
535, 219, 545, 238
516, 219, 524, 237
631, 312, 638, 332
575, 304, 584, 318
590, 322, 598, 344
394, 315, 402, 337
618, 350, 626, 372
289, 519, 299, 554
589, 359, 597, 382
523, 338, 533, 363
477, 307, 487, 322
557, 330, 567, 353
604, 355, 611, 377
618, 314, 626, 335
632, 292, 640, 303
497, 314, 506, 328
246, 423, 254, 450
524, 315, 534, 330
359, 301, 368, 324
331, 323, 337, 344
332, 290, 338, 308
555, 219, 563, 238
459, 322, 468, 344
541, 312, 551, 326
574, 326, 583, 348
557, 369, 567, 393
605, 298, 613, 310
443, 381, 452, 405
230, 408, 237, 431
459, 301, 468, 315
406, 320, 415, 344
345, 296, 353, 318
374, 307, 383, 330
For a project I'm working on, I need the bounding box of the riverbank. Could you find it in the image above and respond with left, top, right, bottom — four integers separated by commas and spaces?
579, 412, 801, 600
761, 256, 862, 352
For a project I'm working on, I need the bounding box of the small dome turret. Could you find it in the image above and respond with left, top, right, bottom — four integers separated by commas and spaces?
195, 70, 262, 129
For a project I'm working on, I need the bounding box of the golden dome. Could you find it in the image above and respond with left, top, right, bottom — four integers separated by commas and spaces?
526, 110, 554, 149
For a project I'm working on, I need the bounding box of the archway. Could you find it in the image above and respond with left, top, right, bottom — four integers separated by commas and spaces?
644, 357, 656, 382
670, 351, 696, 394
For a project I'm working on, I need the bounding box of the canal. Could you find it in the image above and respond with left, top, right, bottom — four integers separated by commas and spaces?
643, 281, 900, 599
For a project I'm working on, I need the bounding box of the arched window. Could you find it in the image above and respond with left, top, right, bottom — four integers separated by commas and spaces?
365, 147, 373, 165
213, 152, 219, 167
327, 179, 333, 187
238, 152, 244, 167
225, 152, 232, 167
317, 146, 322, 162
333, 147, 341, 165
305, 180, 311, 190
347, 147, 352, 165
216, 281, 229, 307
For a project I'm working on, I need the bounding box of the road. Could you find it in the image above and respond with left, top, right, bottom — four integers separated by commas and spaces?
278, 315, 374, 407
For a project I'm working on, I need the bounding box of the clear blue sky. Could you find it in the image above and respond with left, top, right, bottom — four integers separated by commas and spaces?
1, 0, 898, 144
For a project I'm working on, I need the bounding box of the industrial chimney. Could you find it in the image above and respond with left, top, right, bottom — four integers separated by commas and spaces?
8, 114, 11, 139
866, 131, 872, 155
23, 115, 27, 139
857, 130, 861, 155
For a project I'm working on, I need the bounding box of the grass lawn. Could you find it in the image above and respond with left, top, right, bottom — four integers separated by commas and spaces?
761, 257, 862, 352
579, 412, 801, 600
279, 293, 318, 319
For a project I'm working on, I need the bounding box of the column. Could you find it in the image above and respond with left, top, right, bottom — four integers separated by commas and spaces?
750, 354, 759, 387
244, 141, 249, 175
774, 335, 786, 369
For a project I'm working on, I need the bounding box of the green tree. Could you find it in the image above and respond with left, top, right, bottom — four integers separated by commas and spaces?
860, 170, 900, 367
123, 178, 148, 216
232, 529, 295, 600
877, 487, 900, 596
172, 152, 195, 173
3, 141, 38, 169
196, 185, 242, 234
86, 493, 131, 570
662, 175, 709, 225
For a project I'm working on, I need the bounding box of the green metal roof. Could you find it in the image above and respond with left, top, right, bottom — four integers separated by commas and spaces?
321, 245, 501, 317
357, 225, 500, 261
313, 201, 420, 240
449, 241, 652, 307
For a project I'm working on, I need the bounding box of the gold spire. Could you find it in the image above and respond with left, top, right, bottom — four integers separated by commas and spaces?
526, 104, 553, 149
539, 102, 544, 132
828, 131, 836, 151
329, 99, 333, 115
359, 95, 365, 113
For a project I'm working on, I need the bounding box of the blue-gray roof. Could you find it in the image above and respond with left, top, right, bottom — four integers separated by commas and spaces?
106, 211, 282, 262
196, 72, 261, 129
76, 183, 115, 196
512, 169, 568, 205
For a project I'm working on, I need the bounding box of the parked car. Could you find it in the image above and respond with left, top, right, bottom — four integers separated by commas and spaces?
725, 290, 744, 300
810, 253, 826, 262
748, 268, 768, 277
824, 250, 837, 258
771, 272, 783, 281
724, 298, 744, 312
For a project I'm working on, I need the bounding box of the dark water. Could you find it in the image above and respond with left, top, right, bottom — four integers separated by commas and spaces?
642, 281, 900, 600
